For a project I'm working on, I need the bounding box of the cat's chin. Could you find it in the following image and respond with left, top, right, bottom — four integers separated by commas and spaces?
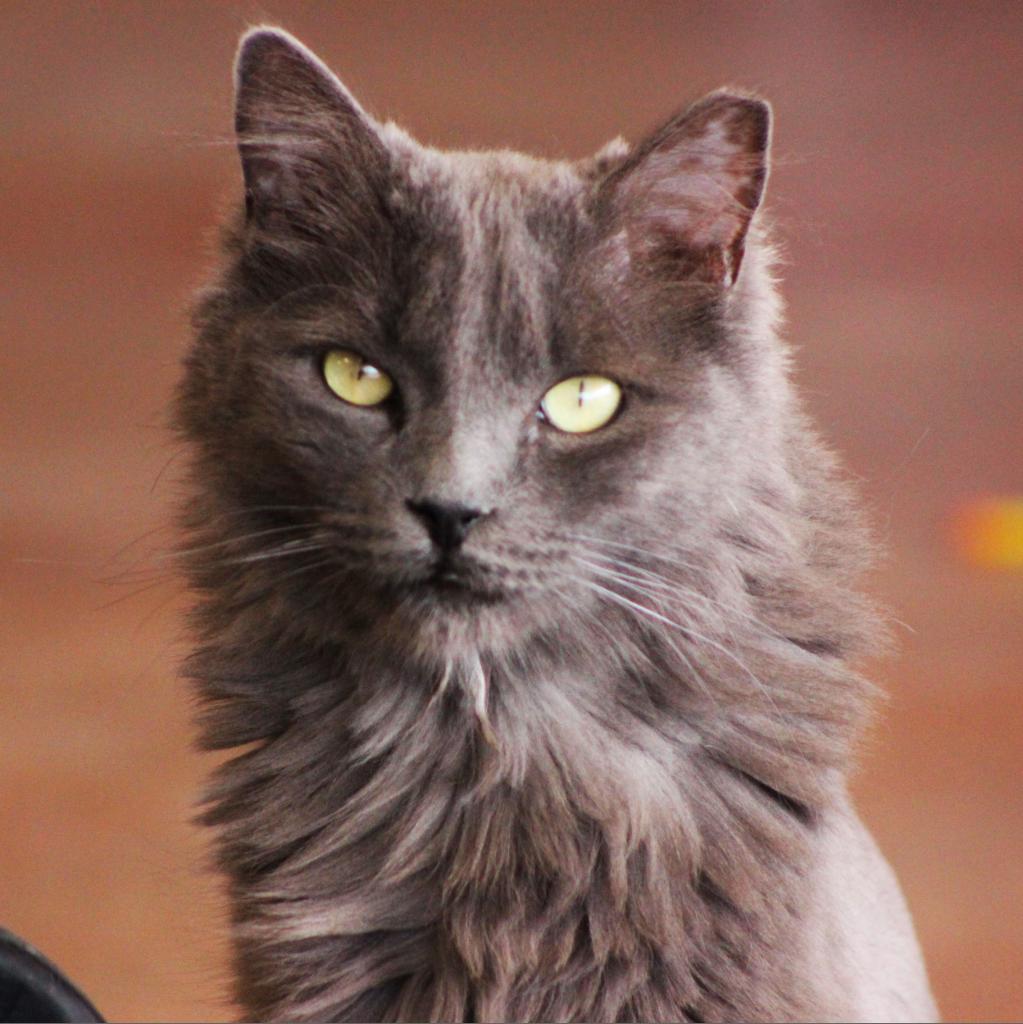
414, 574, 507, 609
381, 571, 535, 665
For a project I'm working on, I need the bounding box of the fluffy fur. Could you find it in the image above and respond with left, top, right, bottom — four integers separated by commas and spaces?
175, 27, 937, 1022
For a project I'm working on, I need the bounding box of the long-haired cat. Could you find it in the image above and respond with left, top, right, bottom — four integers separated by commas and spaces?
176, 27, 938, 1023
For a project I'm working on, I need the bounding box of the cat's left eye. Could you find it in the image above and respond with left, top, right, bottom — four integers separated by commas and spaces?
323, 349, 394, 407
540, 375, 622, 434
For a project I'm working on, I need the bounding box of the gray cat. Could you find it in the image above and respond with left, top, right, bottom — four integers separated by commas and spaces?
175, 26, 938, 1023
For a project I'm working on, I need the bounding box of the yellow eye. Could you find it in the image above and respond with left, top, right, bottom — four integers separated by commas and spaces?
540, 375, 622, 434
323, 349, 393, 407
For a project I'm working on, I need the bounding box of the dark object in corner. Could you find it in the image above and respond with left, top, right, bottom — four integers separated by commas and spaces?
0, 929, 103, 1023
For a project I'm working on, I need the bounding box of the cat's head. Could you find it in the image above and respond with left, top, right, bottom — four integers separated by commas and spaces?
178, 27, 785, 668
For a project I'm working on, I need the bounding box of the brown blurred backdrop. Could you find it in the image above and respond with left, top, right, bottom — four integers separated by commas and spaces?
2, 2, 1021, 1020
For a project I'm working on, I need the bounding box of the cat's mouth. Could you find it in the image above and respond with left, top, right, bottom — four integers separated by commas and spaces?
416, 556, 506, 606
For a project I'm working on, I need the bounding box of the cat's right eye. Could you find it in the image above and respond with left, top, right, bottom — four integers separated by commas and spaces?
323, 349, 394, 407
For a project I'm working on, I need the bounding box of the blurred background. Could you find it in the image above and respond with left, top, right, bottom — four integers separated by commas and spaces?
2, 2, 1021, 1020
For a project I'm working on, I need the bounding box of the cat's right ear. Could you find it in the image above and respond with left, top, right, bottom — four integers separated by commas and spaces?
234, 27, 388, 236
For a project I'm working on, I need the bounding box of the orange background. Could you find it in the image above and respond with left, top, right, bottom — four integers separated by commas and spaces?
2, 3, 1021, 1020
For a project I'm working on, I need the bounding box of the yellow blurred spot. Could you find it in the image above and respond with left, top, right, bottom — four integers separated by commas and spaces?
952, 498, 1023, 569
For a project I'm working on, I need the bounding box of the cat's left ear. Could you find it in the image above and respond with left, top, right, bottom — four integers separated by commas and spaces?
598, 92, 770, 288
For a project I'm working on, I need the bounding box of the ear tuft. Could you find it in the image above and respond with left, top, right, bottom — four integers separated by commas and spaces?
602, 91, 771, 288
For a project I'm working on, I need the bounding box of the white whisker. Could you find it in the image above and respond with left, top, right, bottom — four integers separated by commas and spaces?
570, 570, 782, 717
572, 550, 776, 649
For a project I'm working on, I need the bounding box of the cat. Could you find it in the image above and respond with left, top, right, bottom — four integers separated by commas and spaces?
175, 25, 939, 1023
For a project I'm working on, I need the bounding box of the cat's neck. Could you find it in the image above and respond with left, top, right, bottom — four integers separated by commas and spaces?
196, 621, 863, 1020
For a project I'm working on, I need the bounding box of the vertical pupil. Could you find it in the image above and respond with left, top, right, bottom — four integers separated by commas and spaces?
578, 378, 586, 407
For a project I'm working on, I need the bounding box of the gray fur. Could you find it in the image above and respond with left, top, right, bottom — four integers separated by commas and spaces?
175, 26, 937, 1022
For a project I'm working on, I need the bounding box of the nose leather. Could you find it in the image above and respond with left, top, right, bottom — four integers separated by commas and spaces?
407, 499, 485, 551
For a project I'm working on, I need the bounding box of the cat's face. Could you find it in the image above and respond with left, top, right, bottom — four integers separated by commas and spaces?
179, 29, 776, 664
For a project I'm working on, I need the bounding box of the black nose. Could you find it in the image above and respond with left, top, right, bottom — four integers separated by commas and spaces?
407, 499, 485, 551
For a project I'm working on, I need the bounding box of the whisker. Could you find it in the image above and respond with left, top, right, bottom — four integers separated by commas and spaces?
170, 523, 321, 561
578, 559, 768, 690
545, 577, 671, 683
573, 551, 771, 648
209, 542, 329, 569
569, 571, 781, 715
562, 532, 712, 578
253, 553, 347, 590
550, 567, 718, 706
96, 573, 179, 610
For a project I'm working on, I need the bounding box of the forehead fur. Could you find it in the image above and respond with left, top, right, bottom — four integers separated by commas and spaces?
374, 134, 598, 382
389, 135, 591, 286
